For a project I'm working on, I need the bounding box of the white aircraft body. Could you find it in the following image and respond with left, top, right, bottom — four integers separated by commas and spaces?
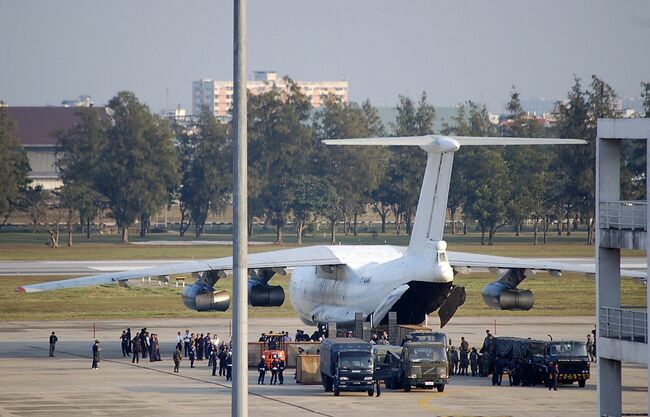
18, 135, 647, 328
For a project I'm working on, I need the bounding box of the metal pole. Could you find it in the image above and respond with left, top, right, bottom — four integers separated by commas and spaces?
232, 0, 248, 416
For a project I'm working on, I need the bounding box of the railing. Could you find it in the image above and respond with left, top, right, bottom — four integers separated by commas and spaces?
599, 307, 647, 344
599, 201, 647, 231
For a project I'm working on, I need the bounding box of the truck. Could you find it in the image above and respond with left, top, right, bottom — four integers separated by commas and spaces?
545, 341, 590, 387
383, 334, 450, 392
320, 338, 375, 396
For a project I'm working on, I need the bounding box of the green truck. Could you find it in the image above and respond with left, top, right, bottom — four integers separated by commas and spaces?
382, 334, 450, 392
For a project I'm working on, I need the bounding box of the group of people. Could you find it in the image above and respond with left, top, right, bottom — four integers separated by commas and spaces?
448, 336, 480, 376
256, 354, 285, 385
176, 329, 234, 379
119, 328, 162, 363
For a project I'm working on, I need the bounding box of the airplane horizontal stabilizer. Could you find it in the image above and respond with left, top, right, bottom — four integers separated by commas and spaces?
323, 135, 585, 148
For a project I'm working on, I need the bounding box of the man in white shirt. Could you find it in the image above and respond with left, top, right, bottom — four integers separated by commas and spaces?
183, 330, 191, 357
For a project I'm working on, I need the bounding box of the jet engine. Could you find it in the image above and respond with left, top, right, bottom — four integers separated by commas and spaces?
181, 283, 230, 312
481, 268, 534, 311
248, 280, 285, 307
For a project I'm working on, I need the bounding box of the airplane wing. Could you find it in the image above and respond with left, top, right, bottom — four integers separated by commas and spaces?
447, 251, 647, 280
16, 246, 343, 293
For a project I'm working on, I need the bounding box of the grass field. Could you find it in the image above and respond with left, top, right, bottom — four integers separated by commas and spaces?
1, 271, 645, 321
0, 227, 645, 321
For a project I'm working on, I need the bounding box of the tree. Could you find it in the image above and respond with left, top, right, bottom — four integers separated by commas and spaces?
55, 107, 108, 239
177, 109, 232, 237
642, 81, 650, 118
313, 96, 387, 238
98, 92, 180, 242
248, 78, 314, 244
22, 185, 49, 233
382, 93, 435, 235
287, 175, 339, 244
0, 108, 31, 228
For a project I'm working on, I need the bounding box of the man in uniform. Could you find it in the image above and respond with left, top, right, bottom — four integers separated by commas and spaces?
270, 354, 279, 385
210, 347, 218, 376
257, 355, 267, 384
49, 331, 58, 357
91, 340, 101, 369
173, 343, 182, 373
548, 361, 558, 391
225, 351, 233, 381
183, 329, 191, 357
120, 330, 129, 357
586, 334, 595, 362
278, 356, 285, 385
469, 347, 479, 376
218, 347, 228, 376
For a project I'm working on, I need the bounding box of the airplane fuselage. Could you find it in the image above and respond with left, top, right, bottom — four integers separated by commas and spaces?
288, 241, 454, 326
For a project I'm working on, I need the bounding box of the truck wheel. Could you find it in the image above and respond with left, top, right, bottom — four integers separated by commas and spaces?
436, 384, 445, 392
403, 381, 411, 392
578, 380, 586, 388
333, 388, 340, 396
367, 389, 374, 397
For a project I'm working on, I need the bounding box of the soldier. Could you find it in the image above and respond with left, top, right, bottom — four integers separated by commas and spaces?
270, 355, 279, 385
125, 328, 132, 355
449, 346, 459, 375
173, 343, 182, 373
548, 361, 558, 391
91, 340, 101, 369
586, 334, 595, 362
189, 341, 196, 368
469, 347, 479, 376
225, 351, 233, 381
278, 356, 285, 385
218, 348, 228, 376
120, 331, 130, 357
48, 331, 58, 357
257, 355, 267, 384
492, 357, 503, 386
459, 346, 469, 375
131, 332, 142, 364
211, 348, 218, 376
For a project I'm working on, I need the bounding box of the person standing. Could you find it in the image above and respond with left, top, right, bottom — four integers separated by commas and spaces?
183, 330, 191, 357
449, 346, 459, 375
189, 342, 196, 368
548, 361, 558, 391
211, 348, 218, 376
218, 348, 227, 376
132, 332, 142, 364
91, 340, 101, 369
375, 377, 381, 397
120, 331, 130, 357
173, 343, 182, 373
586, 334, 596, 362
278, 357, 285, 385
469, 347, 479, 377
270, 355, 279, 385
125, 328, 132, 355
257, 355, 267, 385
140, 330, 148, 359
49, 332, 58, 357
225, 351, 233, 381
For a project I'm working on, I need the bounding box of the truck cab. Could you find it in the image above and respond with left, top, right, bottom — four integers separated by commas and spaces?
545, 341, 590, 388
400, 341, 449, 392
320, 338, 375, 397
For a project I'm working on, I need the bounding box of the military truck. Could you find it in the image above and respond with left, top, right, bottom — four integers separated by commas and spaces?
545, 341, 590, 387
383, 334, 449, 392
320, 338, 375, 396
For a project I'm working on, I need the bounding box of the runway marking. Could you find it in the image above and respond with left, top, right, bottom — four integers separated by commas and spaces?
30, 346, 335, 417
417, 392, 511, 417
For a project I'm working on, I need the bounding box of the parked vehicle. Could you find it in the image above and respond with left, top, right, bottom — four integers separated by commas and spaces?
320, 338, 375, 396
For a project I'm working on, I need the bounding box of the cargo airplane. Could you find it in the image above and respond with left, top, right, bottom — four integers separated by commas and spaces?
17, 135, 646, 328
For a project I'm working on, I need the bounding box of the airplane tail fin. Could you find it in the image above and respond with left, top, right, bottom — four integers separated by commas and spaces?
323, 135, 585, 252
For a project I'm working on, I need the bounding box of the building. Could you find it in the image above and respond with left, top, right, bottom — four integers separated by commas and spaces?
192, 71, 349, 117
6, 106, 107, 190
595, 118, 649, 416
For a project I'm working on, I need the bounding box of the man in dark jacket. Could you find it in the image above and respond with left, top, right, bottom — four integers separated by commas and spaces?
91, 340, 101, 369
49, 332, 58, 357
270, 355, 279, 385
132, 333, 142, 364
120, 331, 130, 357
226, 352, 233, 381
218, 349, 228, 376
278, 357, 285, 385
469, 347, 479, 376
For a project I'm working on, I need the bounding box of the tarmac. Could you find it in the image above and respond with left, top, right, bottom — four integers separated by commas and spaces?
0, 316, 647, 417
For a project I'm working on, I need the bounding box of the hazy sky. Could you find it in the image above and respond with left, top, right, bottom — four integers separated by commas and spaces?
2, 0, 649, 112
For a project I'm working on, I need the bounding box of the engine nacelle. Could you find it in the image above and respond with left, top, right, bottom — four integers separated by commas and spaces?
181, 284, 230, 312
248, 280, 285, 307
481, 282, 534, 311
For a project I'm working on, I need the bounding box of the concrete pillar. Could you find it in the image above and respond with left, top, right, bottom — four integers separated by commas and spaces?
647, 133, 650, 413
596, 136, 622, 417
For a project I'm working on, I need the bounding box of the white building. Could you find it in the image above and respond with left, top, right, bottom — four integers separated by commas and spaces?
192, 71, 349, 117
